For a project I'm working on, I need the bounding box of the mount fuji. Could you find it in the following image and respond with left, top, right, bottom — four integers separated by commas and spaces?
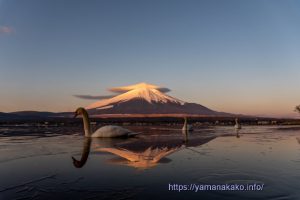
85, 83, 231, 117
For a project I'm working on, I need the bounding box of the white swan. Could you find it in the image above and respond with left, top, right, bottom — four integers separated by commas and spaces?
74, 107, 137, 138
182, 117, 193, 131
234, 118, 242, 130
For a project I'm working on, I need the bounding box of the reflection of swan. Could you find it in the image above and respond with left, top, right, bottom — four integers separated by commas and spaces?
71, 137, 133, 168
74, 107, 137, 138
234, 118, 241, 130
182, 117, 193, 131
71, 130, 216, 169
72, 138, 92, 168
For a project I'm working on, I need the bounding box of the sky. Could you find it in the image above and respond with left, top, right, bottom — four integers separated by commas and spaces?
0, 0, 300, 118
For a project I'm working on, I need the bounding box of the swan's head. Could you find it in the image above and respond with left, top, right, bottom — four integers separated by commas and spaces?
74, 107, 86, 118
72, 156, 84, 168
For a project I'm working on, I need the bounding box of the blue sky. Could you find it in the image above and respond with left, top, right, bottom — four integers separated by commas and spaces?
0, 0, 300, 117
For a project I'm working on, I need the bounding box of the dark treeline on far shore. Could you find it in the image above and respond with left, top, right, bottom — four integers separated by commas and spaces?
0, 116, 300, 126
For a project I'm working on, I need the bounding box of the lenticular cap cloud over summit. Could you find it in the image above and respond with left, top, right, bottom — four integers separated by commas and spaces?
73, 94, 115, 100
74, 82, 171, 100
108, 83, 171, 94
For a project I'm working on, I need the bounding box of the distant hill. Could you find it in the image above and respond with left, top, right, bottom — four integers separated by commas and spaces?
0, 112, 19, 120
0, 111, 72, 121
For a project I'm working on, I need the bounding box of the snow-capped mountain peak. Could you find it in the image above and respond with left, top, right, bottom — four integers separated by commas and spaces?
86, 83, 185, 110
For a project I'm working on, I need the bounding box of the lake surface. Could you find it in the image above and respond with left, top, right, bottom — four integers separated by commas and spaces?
0, 125, 300, 200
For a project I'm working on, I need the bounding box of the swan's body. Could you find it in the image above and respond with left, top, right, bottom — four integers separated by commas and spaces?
234, 118, 241, 130
91, 125, 136, 138
74, 107, 137, 138
182, 117, 193, 131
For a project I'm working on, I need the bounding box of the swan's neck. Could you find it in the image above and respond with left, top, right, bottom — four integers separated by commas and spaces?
82, 110, 91, 137
183, 118, 187, 129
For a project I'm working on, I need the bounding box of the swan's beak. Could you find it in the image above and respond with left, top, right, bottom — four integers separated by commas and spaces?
71, 156, 82, 168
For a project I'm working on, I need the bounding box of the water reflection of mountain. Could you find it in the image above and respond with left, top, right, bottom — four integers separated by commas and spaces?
72, 133, 216, 169
99, 135, 216, 169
